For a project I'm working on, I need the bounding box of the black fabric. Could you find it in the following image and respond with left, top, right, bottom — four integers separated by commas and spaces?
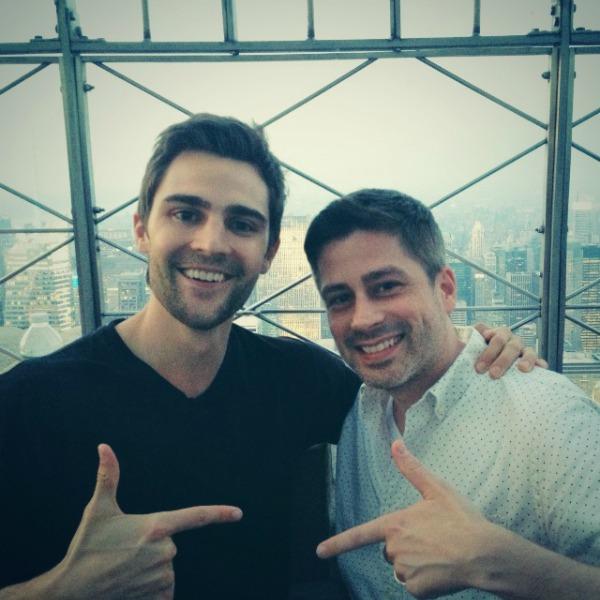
0, 321, 360, 599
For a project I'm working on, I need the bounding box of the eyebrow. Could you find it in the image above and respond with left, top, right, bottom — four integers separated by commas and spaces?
320, 266, 408, 297
163, 194, 268, 225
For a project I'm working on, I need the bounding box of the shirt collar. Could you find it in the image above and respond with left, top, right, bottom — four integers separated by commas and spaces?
427, 328, 487, 421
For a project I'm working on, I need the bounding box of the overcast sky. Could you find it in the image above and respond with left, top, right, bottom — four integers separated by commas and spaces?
0, 0, 599, 229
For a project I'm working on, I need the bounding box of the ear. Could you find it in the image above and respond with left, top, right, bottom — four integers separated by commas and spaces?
133, 213, 150, 254
260, 237, 280, 274
436, 266, 457, 314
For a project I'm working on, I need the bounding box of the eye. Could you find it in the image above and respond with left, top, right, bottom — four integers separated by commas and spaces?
324, 292, 352, 311
372, 280, 402, 296
172, 209, 200, 224
227, 218, 259, 235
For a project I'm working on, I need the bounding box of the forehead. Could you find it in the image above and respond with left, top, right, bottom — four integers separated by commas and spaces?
317, 231, 426, 287
154, 150, 269, 216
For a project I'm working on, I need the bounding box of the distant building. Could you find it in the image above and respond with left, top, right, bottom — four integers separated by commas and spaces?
580, 244, 600, 354
3, 237, 74, 330
0, 217, 16, 326
117, 272, 147, 313
254, 216, 322, 339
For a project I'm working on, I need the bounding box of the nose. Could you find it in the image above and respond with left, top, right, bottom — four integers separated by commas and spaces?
189, 215, 230, 255
350, 294, 384, 332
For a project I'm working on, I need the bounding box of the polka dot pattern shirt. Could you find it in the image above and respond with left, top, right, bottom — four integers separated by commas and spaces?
335, 330, 600, 599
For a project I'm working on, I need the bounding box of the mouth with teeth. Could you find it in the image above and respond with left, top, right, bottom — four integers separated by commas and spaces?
180, 268, 230, 283
354, 334, 405, 362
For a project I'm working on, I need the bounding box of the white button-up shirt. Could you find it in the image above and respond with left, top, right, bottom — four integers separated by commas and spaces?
335, 330, 600, 599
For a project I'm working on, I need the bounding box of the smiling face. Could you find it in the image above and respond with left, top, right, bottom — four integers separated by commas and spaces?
317, 230, 458, 396
135, 151, 278, 331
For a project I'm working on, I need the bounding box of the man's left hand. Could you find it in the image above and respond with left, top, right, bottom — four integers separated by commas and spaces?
473, 323, 548, 379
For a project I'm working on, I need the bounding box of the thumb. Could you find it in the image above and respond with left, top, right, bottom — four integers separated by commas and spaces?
88, 443, 122, 515
391, 439, 446, 500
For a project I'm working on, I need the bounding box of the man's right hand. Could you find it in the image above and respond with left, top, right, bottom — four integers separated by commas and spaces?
33, 444, 242, 600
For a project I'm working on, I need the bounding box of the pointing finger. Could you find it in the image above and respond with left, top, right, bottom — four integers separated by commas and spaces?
391, 439, 448, 500
152, 505, 243, 538
316, 516, 388, 559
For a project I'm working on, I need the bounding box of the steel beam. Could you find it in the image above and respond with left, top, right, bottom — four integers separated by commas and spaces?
56, 0, 103, 333
541, 0, 575, 371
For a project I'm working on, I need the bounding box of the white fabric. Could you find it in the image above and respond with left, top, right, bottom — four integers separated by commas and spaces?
336, 330, 600, 599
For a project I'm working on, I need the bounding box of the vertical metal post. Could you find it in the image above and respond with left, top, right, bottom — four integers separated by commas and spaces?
141, 0, 151, 41
307, 0, 315, 40
541, 0, 575, 371
473, 0, 481, 36
390, 0, 401, 40
55, 0, 103, 333
221, 0, 237, 43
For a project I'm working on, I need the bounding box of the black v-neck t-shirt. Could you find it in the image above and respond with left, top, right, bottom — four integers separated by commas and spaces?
0, 321, 360, 599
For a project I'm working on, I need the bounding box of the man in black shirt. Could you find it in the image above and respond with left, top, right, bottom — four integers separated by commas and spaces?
0, 114, 539, 600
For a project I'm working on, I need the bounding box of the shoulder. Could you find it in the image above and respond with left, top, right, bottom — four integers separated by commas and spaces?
0, 322, 125, 406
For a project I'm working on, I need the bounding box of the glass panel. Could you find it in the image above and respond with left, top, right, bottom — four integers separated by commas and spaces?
236, 0, 307, 41
574, 0, 600, 31
148, 0, 222, 41
401, 0, 475, 38
0, 0, 57, 42
564, 53, 600, 395
314, 0, 389, 39
480, 0, 551, 36
77, 0, 143, 41
0, 62, 79, 369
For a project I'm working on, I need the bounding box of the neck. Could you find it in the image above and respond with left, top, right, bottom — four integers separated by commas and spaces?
116, 295, 232, 398
391, 327, 464, 434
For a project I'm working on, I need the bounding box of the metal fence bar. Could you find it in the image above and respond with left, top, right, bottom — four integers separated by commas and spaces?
67, 33, 564, 54
279, 161, 344, 197
0, 346, 22, 362
0, 228, 74, 234
429, 139, 546, 209
221, 0, 237, 43
307, 0, 315, 40
473, 0, 481, 36
572, 142, 600, 163
509, 312, 540, 331
565, 314, 600, 338
141, 0, 152, 41
245, 273, 314, 311
0, 181, 73, 224
98, 236, 147, 262
390, 0, 401, 40
0, 237, 74, 285
572, 105, 600, 127
56, 0, 103, 333
94, 63, 193, 116
540, 0, 575, 370
446, 248, 540, 301
0, 63, 50, 97
566, 304, 600, 310
259, 58, 376, 128
81, 47, 553, 63
417, 57, 548, 129
566, 274, 600, 301
241, 311, 315, 344
96, 196, 138, 223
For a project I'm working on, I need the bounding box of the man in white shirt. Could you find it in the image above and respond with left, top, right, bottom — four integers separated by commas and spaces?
304, 188, 600, 599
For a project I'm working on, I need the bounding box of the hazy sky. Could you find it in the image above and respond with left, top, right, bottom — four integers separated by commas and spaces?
0, 0, 599, 231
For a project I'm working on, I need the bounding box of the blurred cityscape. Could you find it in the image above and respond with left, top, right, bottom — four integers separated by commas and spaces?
1, 192, 599, 399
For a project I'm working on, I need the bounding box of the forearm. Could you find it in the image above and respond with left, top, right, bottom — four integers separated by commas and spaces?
471, 525, 600, 599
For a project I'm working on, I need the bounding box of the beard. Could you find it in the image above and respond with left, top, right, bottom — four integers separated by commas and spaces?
147, 252, 258, 331
340, 317, 444, 393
